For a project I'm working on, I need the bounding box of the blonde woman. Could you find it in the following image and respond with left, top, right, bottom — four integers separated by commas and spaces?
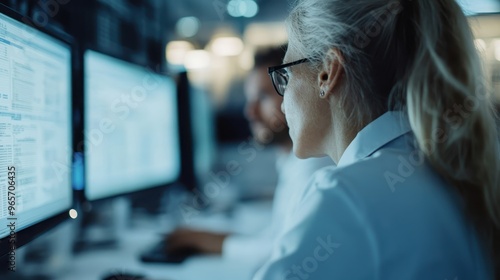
254, 0, 500, 279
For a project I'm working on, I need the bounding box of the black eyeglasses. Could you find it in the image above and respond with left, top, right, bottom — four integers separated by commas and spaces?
268, 58, 310, 96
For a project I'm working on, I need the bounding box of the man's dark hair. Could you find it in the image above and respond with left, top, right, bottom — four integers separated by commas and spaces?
253, 44, 287, 69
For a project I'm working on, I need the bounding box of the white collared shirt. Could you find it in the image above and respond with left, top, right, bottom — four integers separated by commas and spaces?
223, 152, 334, 271
253, 111, 493, 280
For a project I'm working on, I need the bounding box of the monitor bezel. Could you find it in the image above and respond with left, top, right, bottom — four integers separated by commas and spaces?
80, 48, 182, 203
0, 3, 75, 257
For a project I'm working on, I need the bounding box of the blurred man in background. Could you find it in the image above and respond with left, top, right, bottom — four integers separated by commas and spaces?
165, 45, 333, 272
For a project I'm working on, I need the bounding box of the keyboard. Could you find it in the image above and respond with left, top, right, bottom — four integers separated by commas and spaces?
139, 240, 200, 263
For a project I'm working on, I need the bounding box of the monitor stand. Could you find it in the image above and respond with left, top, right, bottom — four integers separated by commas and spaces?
73, 197, 130, 253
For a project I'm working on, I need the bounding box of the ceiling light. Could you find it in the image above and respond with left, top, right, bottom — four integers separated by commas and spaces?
176, 17, 200, 38
243, 0, 258, 18
211, 37, 244, 56
184, 50, 211, 70
227, 0, 242, 17
474, 39, 487, 52
494, 39, 500, 61
166, 41, 195, 65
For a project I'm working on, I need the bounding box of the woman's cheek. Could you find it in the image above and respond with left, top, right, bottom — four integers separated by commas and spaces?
282, 95, 291, 124
280, 97, 292, 132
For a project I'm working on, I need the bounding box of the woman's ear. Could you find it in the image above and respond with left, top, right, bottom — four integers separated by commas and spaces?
318, 48, 345, 99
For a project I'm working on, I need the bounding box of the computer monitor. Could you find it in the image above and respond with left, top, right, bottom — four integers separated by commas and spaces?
190, 86, 216, 180
0, 5, 73, 256
83, 50, 180, 201
174, 72, 216, 191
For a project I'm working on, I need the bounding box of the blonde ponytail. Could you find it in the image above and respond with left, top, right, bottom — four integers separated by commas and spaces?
405, 0, 500, 276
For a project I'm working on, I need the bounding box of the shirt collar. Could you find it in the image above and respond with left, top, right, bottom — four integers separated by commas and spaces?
337, 111, 412, 167
275, 149, 293, 171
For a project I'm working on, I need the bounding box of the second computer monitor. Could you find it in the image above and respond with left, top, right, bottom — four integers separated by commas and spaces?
83, 50, 180, 201
190, 86, 216, 179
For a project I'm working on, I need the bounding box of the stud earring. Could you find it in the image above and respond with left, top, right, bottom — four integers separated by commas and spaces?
320, 91, 325, 97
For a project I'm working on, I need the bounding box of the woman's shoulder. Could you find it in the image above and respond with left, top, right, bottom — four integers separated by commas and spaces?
302, 148, 456, 217
319, 145, 445, 186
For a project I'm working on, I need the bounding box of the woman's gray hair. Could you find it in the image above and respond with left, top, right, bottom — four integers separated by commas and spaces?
287, 0, 405, 128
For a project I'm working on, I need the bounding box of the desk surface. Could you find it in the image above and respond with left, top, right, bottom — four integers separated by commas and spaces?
54, 201, 272, 280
